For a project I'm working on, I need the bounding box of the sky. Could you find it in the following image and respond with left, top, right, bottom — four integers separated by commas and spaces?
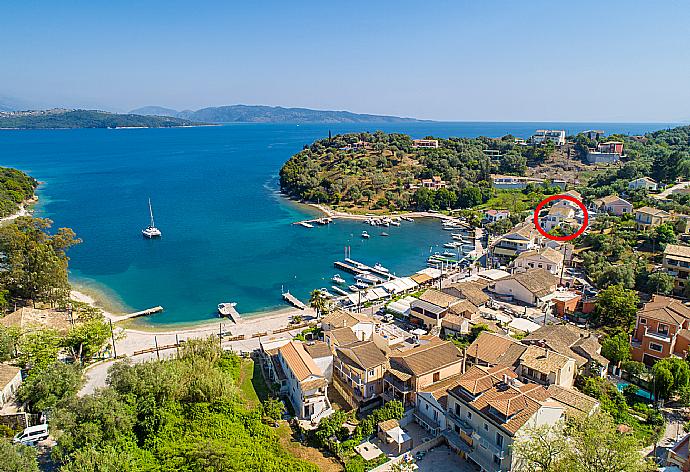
2, 0, 690, 122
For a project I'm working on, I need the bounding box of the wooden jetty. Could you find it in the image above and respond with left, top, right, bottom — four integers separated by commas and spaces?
282, 291, 307, 310
218, 303, 241, 323
293, 217, 333, 226
114, 306, 163, 322
334, 260, 365, 275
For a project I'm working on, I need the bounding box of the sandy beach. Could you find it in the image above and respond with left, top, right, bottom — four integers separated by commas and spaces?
305, 202, 456, 221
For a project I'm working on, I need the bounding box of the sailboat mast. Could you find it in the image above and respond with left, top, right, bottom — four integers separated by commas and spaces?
148, 198, 155, 227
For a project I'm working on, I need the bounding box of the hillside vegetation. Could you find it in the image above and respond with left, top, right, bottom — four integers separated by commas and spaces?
0, 167, 37, 217
0, 109, 204, 129
279, 131, 552, 212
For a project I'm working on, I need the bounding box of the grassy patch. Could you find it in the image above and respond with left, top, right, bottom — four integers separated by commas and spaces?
277, 422, 344, 472
237, 358, 270, 406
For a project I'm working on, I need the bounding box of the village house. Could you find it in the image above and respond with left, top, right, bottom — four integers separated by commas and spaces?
384, 338, 463, 406
445, 365, 565, 472
277, 340, 332, 423
522, 324, 608, 378
260, 337, 292, 396
531, 129, 566, 146
635, 206, 671, 230
545, 384, 600, 418
443, 280, 491, 308
420, 175, 447, 190
540, 205, 576, 232
491, 222, 541, 259
630, 295, 690, 366
0, 363, 22, 408
490, 174, 545, 190
586, 141, 624, 164
667, 433, 690, 472
489, 268, 558, 307
465, 331, 527, 369
333, 340, 388, 410
412, 139, 439, 149
324, 326, 360, 350
409, 289, 461, 329
582, 129, 605, 141
628, 176, 658, 191
484, 209, 510, 223
516, 345, 576, 388
304, 341, 334, 380
511, 247, 564, 275
441, 299, 480, 335
663, 244, 690, 296
0, 306, 73, 334
321, 309, 376, 343
414, 374, 463, 436
591, 194, 633, 216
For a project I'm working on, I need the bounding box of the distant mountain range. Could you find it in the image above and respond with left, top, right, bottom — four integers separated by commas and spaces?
129, 104, 426, 123
0, 109, 204, 129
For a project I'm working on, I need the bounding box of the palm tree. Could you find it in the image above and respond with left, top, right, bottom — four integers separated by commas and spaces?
309, 289, 328, 319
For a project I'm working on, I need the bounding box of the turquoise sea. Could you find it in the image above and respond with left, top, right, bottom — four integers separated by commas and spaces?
0, 122, 675, 325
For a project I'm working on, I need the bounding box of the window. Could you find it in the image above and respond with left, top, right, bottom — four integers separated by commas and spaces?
369, 370, 375, 376
433, 410, 438, 421
484, 423, 489, 431
649, 342, 663, 353
433, 372, 440, 382
455, 404, 461, 415
540, 373, 547, 382
467, 411, 472, 419
496, 433, 503, 447
425, 404, 429, 411
640, 318, 646, 325
493, 455, 501, 465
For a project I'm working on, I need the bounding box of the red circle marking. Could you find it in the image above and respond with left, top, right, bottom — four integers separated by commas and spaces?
533, 194, 588, 241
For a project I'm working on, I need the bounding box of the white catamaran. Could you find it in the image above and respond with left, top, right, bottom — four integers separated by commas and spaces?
142, 198, 162, 238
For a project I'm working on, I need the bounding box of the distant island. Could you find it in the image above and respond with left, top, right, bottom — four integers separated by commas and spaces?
0, 109, 206, 129
129, 104, 426, 123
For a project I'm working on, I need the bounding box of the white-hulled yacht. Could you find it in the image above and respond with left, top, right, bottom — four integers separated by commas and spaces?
142, 198, 162, 238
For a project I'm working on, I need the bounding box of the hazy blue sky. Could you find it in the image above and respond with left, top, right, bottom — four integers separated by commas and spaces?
2, 0, 690, 121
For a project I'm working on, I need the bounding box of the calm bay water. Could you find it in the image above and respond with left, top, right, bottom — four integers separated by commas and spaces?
0, 121, 674, 325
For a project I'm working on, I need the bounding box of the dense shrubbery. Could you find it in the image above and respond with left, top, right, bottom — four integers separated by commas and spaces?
51, 338, 317, 471
0, 167, 37, 217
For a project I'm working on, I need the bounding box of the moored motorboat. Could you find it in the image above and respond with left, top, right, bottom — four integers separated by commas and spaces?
374, 263, 389, 273
332, 274, 346, 284
380, 232, 389, 236
361, 231, 370, 238
348, 285, 360, 292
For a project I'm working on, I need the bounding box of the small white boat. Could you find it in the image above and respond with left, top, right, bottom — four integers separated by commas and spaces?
218, 302, 237, 317
380, 232, 389, 236
332, 274, 346, 284
142, 198, 162, 238
361, 231, 370, 239
374, 263, 389, 273
348, 285, 360, 292
401, 216, 414, 222
299, 221, 314, 228
390, 220, 400, 226
319, 288, 335, 298
442, 251, 457, 257
355, 281, 369, 289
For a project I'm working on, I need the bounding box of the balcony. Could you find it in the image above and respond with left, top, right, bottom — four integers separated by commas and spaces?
644, 327, 671, 342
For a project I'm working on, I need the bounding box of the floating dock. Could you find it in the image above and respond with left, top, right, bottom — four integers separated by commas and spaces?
115, 306, 163, 321
334, 260, 365, 275
218, 303, 241, 323
344, 258, 393, 280
282, 291, 307, 310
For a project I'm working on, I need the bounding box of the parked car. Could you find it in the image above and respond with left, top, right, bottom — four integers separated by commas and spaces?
13, 424, 49, 446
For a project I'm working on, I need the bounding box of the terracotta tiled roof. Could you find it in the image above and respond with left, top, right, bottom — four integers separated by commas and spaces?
419, 374, 463, 409
522, 324, 606, 368
443, 281, 490, 306
389, 339, 462, 376
278, 341, 323, 382
638, 294, 690, 326
456, 365, 515, 396
546, 385, 599, 418
419, 289, 460, 308
304, 341, 332, 359
379, 419, 399, 432
321, 309, 373, 330
328, 326, 359, 346
518, 345, 574, 374
514, 247, 564, 265
448, 299, 479, 318
0, 307, 73, 334
506, 269, 558, 298
664, 244, 690, 260
0, 363, 20, 389
336, 341, 387, 371
467, 331, 526, 367
636, 206, 670, 217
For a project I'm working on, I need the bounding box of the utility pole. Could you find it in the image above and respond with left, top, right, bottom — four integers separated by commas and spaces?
175, 334, 180, 358
219, 323, 223, 349
154, 335, 160, 360
109, 319, 117, 359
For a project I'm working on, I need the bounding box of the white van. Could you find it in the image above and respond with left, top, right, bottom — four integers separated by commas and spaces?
13, 424, 49, 446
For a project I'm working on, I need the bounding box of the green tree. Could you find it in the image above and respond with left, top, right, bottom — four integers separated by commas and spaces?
17, 362, 82, 412
646, 272, 675, 295
63, 319, 111, 364
309, 290, 328, 319
0, 327, 19, 362
0, 439, 39, 472
512, 423, 568, 472
591, 284, 639, 333
457, 186, 482, 208
601, 333, 632, 365
652, 363, 674, 400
